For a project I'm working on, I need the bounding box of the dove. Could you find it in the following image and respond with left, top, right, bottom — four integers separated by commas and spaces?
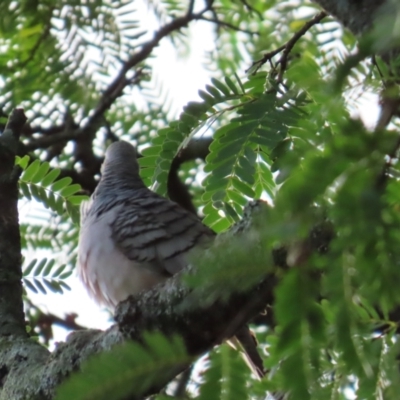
77, 140, 264, 377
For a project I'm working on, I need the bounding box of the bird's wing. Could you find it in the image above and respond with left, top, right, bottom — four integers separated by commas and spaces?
79, 198, 93, 226
110, 193, 215, 275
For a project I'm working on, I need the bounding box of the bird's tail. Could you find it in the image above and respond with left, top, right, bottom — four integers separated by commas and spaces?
231, 327, 286, 400
230, 325, 265, 379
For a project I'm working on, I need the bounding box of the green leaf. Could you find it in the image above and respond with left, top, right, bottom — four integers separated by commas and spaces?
43, 279, 62, 293
30, 184, 42, 202
234, 72, 245, 93
198, 345, 250, 400
33, 278, 47, 294
23, 279, 38, 294
19, 182, 32, 200
52, 264, 67, 277
23, 259, 37, 276
141, 146, 161, 157
231, 178, 255, 198
66, 202, 80, 225
211, 77, 231, 96
59, 281, 71, 291
224, 76, 239, 95
31, 161, 50, 184
22, 159, 41, 181
43, 259, 55, 276
52, 177, 73, 192
59, 271, 73, 280
68, 195, 89, 205
198, 89, 216, 105
34, 258, 48, 276
205, 84, 222, 99
60, 184, 82, 197
41, 169, 61, 187
54, 196, 65, 215
15, 155, 30, 169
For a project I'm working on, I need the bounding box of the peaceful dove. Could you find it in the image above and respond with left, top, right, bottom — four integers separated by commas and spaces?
77, 140, 264, 377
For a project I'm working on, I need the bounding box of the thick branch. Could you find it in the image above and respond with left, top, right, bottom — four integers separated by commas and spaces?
115, 272, 276, 398
23, 129, 80, 152
0, 109, 27, 338
313, 0, 400, 63
312, 0, 385, 36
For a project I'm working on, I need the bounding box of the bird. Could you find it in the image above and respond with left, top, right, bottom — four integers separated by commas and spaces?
77, 140, 264, 377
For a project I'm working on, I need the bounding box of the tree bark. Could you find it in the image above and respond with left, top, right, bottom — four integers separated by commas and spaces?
313, 0, 386, 36
0, 109, 27, 338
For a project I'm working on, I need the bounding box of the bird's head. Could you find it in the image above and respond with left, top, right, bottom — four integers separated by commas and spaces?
98, 141, 144, 191
102, 140, 139, 173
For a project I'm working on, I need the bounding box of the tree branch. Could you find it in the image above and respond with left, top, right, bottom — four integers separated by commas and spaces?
313, 0, 386, 36
248, 11, 327, 76
313, 0, 400, 65
199, 16, 259, 35
0, 109, 27, 338
82, 4, 214, 135
374, 90, 400, 190
22, 4, 218, 178
25, 298, 86, 346
168, 137, 212, 214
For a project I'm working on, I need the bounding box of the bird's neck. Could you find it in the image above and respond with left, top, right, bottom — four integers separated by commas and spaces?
96, 169, 147, 197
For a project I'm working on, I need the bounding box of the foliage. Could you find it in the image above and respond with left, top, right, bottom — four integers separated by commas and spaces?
23, 257, 71, 294
197, 345, 251, 400
15, 155, 85, 295
16, 154, 86, 224
1, 0, 400, 399
56, 332, 190, 400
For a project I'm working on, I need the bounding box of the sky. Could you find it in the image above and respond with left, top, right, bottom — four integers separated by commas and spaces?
20, 1, 381, 347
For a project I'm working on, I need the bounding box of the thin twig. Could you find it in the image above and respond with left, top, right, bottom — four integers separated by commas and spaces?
200, 16, 258, 35
25, 298, 86, 344
375, 89, 400, 190
277, 11, 327, 81
240, 0, 262, 19
85, 5, 213, 131
371, 55, 387, 89
247, 11, 327, 78
24, 4, 215, 152
187, 0, 195, 16
250, 44, 286, 69
19, 22, 51, 69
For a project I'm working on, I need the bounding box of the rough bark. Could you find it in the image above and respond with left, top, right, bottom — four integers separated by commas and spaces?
0, 109, 27, 338
313, 0, 386, 36
314, 0, 400, 60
